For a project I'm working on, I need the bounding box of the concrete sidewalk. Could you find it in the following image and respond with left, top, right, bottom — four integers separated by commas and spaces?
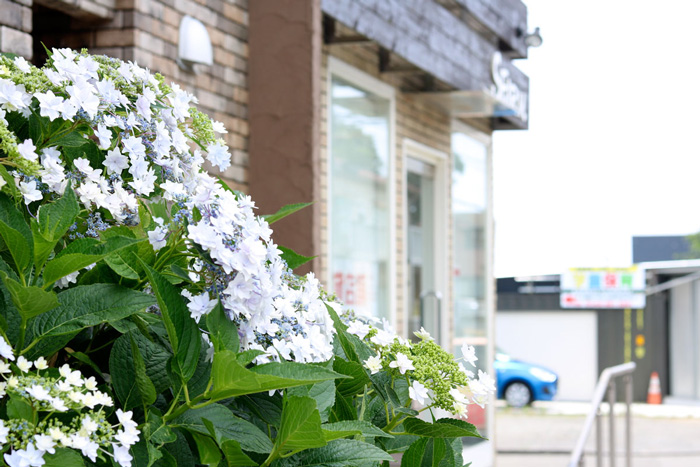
493, 400, 700, 466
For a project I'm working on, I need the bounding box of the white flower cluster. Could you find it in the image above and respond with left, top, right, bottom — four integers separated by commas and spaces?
344, 316, 496, 418
0, 50, 335, 364
0, 337, 139, 467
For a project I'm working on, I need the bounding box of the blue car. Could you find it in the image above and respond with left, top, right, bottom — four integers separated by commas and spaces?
494, 351, 558, 407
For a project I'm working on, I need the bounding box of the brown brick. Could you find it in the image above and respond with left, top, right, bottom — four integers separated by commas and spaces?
0, 0, 26, 31
162, 5, 180, 27
90, 46, 124, 59
222, 3, 245, 24
150, 54, 177, 77
95, 28, 136, 47
135, 30, 165, 55
213, 46, 235, 68
0, 26, 32, 58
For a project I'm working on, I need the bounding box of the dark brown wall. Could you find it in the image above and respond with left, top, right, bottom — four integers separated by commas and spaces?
248, 0, 322, 274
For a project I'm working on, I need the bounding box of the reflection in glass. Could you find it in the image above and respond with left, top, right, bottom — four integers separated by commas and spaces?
452, 132, 488, 350
452, 131, 489, 435
330, 77, 390, 320
406, 160, 436, 341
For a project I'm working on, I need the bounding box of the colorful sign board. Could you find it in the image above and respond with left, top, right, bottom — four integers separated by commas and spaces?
560, 267, 646, 309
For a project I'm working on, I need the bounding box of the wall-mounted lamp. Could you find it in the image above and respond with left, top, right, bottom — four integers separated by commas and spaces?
177, 15, 213, 73
525, 27, 543, 48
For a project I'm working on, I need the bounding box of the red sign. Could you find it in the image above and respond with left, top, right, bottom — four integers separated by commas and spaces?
333, 272, 367, 306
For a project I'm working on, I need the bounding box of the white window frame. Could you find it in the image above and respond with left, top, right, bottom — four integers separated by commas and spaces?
451, 120, 495, 447
401, 139, 450, 347
327, 57, 397, 327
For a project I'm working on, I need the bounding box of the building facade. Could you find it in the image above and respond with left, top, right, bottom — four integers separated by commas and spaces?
4, 1, 535, 462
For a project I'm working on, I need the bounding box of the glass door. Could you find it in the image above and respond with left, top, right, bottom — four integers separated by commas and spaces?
406, 156, 441, 344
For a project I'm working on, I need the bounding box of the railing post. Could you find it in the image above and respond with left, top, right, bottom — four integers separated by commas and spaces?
608, 380, 617, 467
596, 408, 602, 466
568, 362, 635, 467
625, 374, 633, 467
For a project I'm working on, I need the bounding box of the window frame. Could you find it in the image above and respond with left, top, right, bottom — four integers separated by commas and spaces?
326, 57, 397, 327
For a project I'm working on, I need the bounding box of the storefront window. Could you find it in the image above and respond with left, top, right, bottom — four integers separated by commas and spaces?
452, 131, 489, 362
329, 75, 391, 320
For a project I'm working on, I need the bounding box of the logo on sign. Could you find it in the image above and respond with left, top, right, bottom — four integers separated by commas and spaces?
488, 52, 528, 122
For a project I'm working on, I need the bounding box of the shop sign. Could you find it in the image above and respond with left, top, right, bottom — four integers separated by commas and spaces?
488, 52, 528, 122
560, 267, 646, 309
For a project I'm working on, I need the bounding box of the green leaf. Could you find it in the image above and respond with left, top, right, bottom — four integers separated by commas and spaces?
42, 448, 86, 467
43, 235, 144, 287
401, 438, 455, 467
322, 421, 393, 441
262, 202, 312, 224
333, 358, 371, 397
274, 439, 394, 467
103, 226, 144, 280
221, 439, 257, 467
110, 331, 172, 409
0, 194, 33, 274
190, 432, 222, 465
65, 349, 102, 376
288, 379, 335, 423
7, 394, 33, 422
402, 418, 483, 439
140, 262, 201, 382
329, 390, 356, 422
130, 333, 157, 408
237, 349, 265, 366
50, 131, 89, 148
278, 246, 315, 270
238, 393, 283, 428
206, 301, 239, 353
169, 264, 192, 283
36, 186, 80, 242
146, 412, 177, 445
201, 419, 258, 467
31, 186, 79, 271
170, 337, 212, 399
209, 351, 347, 400
274, 395, 326, 456
28, 112, 43, 145
0, 165, 20, 199
105, 249, 142, 279
172, 403, 273, 454
28, 284, 154, 357
33, 284, 155, 338
0, 273, 58, 320
161, 430, 195, 467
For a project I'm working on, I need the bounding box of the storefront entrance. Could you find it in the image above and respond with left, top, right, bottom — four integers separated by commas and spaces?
404, 141, 448, 347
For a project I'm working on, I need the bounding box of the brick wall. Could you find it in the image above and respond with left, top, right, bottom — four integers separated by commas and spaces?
29, 0, 250, 190
321, 42, 458, 338
0, 0, 33, 59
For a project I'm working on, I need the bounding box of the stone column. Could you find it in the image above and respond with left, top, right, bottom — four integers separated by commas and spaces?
248, 0, 322, 275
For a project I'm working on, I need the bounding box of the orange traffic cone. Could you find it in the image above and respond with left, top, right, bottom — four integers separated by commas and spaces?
647, 371, 662, 404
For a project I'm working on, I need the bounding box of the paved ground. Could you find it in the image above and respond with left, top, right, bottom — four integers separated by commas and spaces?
492, 401, 700, 467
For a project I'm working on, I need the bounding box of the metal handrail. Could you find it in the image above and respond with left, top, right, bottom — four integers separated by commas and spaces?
568, 362, 636, 467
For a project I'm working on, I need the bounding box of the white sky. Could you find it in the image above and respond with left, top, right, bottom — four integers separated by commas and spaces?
492, 0, 700, 278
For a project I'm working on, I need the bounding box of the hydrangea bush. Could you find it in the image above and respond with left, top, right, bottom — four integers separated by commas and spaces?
0, 49, 493, 467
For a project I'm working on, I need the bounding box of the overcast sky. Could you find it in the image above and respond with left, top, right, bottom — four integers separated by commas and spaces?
492, 1, 700, 278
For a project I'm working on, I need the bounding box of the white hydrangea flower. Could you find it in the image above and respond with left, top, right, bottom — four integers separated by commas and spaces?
389, 352, 415, 375
363, 355, 383, 375
461, 344, 478, 367
409, 381, 430, 405
16, 356, 32, 373
0, 337, 14, 361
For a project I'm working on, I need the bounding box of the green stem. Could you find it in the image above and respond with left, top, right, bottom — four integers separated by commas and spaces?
382, 414, 408, 433
17, 317, 27, 352
162, 387, 183, 420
